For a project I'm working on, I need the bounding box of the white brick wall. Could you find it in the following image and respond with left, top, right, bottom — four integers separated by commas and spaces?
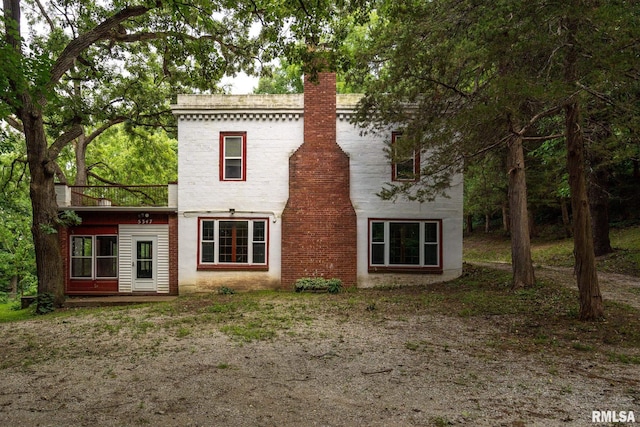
174, 95, 463, 291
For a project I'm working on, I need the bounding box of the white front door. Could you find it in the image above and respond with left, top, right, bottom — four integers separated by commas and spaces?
132, 236, 157, 291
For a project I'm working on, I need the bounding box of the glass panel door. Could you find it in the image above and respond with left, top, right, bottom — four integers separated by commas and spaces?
132, 236, 157, 291
136, 240, 153, 279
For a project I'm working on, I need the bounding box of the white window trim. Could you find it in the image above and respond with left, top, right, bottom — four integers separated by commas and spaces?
220, 132, 247, 181
70, 235, 119, 279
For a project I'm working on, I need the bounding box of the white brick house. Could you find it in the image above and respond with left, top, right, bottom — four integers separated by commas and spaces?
172, 73, 463, 293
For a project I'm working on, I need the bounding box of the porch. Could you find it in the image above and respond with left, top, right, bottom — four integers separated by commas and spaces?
56, 183, 177, 209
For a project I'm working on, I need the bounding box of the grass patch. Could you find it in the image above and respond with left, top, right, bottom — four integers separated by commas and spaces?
0, 302, 34, 323
607, 352, 640, 365
463, 225, 640, 276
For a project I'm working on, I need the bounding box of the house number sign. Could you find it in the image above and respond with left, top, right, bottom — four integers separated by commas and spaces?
137, 213, 154, 224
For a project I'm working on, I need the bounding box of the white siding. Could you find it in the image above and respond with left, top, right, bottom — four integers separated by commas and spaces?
119, 224, 170, 293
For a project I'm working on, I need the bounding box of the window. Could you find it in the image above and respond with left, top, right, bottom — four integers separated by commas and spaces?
391, 132, 420, 182
369, 220, 441, 272
199, 218, 267, 269
71, 235, 118, 279
220, 132, 247, 181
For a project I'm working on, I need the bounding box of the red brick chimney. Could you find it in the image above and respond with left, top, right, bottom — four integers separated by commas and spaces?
281, 73, 358, 288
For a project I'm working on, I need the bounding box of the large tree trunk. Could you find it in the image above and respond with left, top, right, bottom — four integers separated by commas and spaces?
564, 13, 603, 321
507, 134, 535, 289
466, 214, 473, 234
22, 104, 66, 310
5, 0, 65, 311
566, 102, 603, 320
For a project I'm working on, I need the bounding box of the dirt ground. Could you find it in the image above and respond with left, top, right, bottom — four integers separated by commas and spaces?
1, 267, 639, 427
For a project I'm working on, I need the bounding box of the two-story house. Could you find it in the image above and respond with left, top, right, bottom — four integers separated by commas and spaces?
56, 72, 462, 296
172, 73, 463, 293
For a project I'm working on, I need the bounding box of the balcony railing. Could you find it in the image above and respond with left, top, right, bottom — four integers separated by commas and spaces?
68, 185, 169, 207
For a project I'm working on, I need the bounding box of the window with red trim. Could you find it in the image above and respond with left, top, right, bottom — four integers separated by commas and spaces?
369, 219, 441, 272
220, 132, 247, 181
199, 218, 267, 269
391, 132, 420, 182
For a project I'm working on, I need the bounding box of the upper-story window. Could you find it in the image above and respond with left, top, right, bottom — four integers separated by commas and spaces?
391, 132, 420, 182
220, 132, 247, 181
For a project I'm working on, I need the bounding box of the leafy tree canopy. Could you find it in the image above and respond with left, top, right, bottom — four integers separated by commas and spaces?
350, 0, 639, 202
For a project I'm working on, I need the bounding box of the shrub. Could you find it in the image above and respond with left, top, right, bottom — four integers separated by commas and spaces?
35, 293, 55, 315
218, 286, 236, 295
294, 277, 342, 294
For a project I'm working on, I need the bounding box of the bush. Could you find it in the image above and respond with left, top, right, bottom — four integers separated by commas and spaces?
9, 300, 22, 311
35, 293, 55, 315
294, 277, 342, 294
218, 286, 236, 295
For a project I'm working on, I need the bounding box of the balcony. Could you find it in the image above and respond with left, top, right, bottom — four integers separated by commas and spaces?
56, 184, 177, 209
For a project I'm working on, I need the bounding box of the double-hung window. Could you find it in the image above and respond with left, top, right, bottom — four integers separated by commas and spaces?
71, 235, 118, 279
391, 132, 420, 182
199, 218, 268, 269
220, 132, 247, 181
369, 219, 441, 272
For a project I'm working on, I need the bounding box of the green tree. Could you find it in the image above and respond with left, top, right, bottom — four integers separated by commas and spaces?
464, 152, 508, 234
254, 60, 304, 94
0, 130, 35, 296
1, 0, 368, 312
81, 125, 177, 185
351, 0, 638, 319
0, 0, 263, 311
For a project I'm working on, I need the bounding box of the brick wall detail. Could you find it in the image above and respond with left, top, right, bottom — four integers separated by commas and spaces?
168, 214, 179, 295
281, 73, 358, 288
